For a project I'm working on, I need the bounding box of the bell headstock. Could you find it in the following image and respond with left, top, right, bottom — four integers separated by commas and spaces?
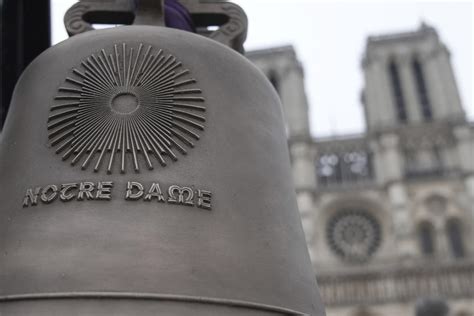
64, 0, 247, 53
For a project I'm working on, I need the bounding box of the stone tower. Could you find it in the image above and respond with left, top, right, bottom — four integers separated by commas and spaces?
361, 23, 474, 261
362, 23, 465, 131
247, 23, 473, 316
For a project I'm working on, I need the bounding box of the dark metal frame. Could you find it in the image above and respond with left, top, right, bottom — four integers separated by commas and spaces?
1, 0, 51, 130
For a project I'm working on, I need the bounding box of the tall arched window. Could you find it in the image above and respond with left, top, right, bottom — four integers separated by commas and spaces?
388, 60, 407, 122
412, 57, 432, 120
446, 218, 465, 258
418, 221, 436, 256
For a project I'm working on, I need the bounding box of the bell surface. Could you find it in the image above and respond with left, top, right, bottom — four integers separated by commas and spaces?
0, 26, 325, 315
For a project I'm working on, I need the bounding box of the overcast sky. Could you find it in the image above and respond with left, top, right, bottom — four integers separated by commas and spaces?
52, 0, 473, 137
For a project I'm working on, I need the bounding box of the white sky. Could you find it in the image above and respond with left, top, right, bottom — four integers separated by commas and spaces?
52, 0, 473, 137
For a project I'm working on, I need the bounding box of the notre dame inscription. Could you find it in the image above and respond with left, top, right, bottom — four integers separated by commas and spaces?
22, 181, 212, 210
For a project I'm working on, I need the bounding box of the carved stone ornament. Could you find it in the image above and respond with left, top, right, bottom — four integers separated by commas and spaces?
48, 43, 205, 173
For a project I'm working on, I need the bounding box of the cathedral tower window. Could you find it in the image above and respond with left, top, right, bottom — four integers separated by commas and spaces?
412, 57, 432, 120
388, 59, 408, 122
418, 221, 436, 256
446, 217, 465, 258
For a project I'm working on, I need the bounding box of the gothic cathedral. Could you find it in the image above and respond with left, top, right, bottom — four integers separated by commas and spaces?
247, 23, 473, 316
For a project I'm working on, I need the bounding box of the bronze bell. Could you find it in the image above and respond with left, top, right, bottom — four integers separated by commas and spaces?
0, 1, 325, 315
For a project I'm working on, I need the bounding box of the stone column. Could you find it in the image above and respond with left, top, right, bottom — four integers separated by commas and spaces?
454, 126, 474, 218
290, 141, 317, 261
291, 141, 317, 190
398, 55, 421, 123
388, 183, 417, 258
379, 133, 417, 257
423, 49, 449, 120
379, 133, 404, 181
297, 191, 316, 262
369, 139, 387, 185
279, 62, 310, 138
435, 45, 465, 121
363, 56, 396, 130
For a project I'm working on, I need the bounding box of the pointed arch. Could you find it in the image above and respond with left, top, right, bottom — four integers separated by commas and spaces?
418, 221, 436, 256
446, 217, 465, 258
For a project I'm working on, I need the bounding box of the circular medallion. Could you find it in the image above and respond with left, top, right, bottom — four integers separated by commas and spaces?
47, 43, 205, 173
327, 209, 381, 263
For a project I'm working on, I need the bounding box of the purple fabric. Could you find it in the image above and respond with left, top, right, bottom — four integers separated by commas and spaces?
164, 0, 195, 32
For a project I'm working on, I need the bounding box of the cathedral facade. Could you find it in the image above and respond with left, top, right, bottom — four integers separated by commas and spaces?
247, 24, 474, 316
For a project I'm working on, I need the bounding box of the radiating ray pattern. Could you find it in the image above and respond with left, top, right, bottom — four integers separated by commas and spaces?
48, 43, 206, 173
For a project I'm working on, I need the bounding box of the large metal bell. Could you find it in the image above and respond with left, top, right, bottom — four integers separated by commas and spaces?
0, 1, 325, 315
